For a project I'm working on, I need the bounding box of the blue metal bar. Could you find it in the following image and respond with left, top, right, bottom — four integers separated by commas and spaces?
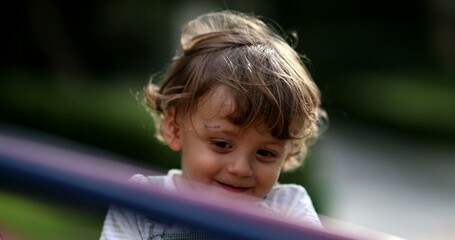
0, 131, 357, 240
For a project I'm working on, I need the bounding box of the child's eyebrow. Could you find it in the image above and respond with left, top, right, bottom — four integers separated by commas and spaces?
204, 124, 222, 129
203, 123, 239, 136
203, 124, 286, 146
262, 140, 287, 148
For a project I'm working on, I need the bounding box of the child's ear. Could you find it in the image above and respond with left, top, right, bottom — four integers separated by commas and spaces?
163, 108, 182, 151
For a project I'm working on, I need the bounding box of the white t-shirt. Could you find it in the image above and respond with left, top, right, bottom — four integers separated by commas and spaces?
100, 169, 321, 240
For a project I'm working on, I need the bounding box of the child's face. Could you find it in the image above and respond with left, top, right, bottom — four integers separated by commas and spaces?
165, 85, 290, 199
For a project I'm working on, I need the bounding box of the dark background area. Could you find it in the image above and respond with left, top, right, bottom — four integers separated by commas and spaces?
0, 0, 454, 239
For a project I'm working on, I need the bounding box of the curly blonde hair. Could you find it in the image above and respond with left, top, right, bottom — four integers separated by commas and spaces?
144, 10, 326, 171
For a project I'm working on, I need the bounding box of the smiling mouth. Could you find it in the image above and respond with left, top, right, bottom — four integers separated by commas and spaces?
216, 181, 250, 193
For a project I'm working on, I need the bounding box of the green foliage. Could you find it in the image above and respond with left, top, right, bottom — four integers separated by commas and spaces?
0, 191, 104, 240
329, 70, 455, 137
0, 73, 181, 170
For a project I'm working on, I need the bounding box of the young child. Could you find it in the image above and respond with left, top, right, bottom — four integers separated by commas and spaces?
101, 10, 325, 239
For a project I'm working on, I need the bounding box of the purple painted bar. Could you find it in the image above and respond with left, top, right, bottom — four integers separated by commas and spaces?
0, 130, 362, 240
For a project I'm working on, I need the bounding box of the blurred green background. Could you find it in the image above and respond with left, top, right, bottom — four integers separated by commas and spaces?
1, 0, 454, 239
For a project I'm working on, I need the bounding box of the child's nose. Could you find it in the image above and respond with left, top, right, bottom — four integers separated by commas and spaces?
226, 155, 253, 177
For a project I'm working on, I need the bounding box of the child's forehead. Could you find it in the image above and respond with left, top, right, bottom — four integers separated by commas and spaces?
183, 83, 297, 141
188, 85, 282, 137
196, 114, 277, 140
195, 85, 236, 117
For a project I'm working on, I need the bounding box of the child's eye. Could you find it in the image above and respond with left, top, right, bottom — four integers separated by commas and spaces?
210, 140, 232, 151
256, 149, 276, 158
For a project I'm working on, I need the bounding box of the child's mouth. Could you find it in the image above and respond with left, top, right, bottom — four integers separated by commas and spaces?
216, 181, 250, 193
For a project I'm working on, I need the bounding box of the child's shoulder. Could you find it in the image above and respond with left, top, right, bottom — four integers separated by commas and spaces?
264, 183, 321, 226
129, 173, 165, 184
266, 183, 313, 207
128, 173, 168, 189
271, 183, 309, 196
128, 169, 180, 191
